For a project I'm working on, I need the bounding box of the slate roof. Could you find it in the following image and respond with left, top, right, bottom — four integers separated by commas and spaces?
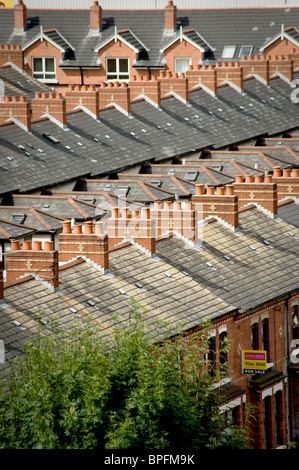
1, 195, 98, 221
1, 199, 299, 380
49, 190, 144, 213
1, 7, 299, 67
0, 243, 235, 377
258, 137, 299, 154
118, 173, 195, 198
146, 163, 234, 187
277, 199, 299, 229
0, 70, 298, 196
160, 28, 213, 54
261, 26, 299, 52
181, 158, 265, 177
202, 149, 297, 173
0, 218, 36, 241
73, 178, 176, 204
0, 65, 52, 100
0, 206, 64, 232
156, 206, 299, 312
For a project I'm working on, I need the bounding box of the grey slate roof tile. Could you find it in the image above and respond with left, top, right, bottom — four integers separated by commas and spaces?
2, 7, 299, 66
156, 206, 299, 312
278, 200, 299, 229
0, 69, 298, 196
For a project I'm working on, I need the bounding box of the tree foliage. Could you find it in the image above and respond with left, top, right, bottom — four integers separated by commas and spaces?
0, 298, 253, 449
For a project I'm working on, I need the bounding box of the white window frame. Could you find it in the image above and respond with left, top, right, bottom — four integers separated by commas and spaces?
32, 57, 56, 82
106, 57, 130, 82
221, 46, 236, 59
174, 57, 191, 74
239, 45, 253, 58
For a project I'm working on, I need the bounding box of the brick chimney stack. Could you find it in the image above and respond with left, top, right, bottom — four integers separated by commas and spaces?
233, 174, 278, 217
216, 61, 243, 94
186, 65, 217, 97
106, 207, 156, 255
0, 96, 31, 132
90, 1, 102, 34
192, 184, 239, 231
58, 220, 109, 273
158, 71, 189, 104
65, 85, 100, 120
14, 0, 27, 34
129, 75, 161, 109
150, 200, 198, 244
5, 240, 59, 291
32, 92, 67, 129
165, 1, 177, 34
99, 82, 131, 116
272, 166, 299, 202
0, 44, 24, 70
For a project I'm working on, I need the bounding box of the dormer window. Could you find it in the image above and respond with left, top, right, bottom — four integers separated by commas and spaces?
106, 58, 129, 81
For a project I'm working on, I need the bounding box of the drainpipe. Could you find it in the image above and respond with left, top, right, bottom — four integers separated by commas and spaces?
285, 295, 293, 444
79, 66, 84, 86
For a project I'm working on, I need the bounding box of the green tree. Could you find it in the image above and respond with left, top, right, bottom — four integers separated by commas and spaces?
0, 298, 253, 449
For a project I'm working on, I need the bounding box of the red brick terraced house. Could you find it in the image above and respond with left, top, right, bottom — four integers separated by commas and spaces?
0, 0, 299, 451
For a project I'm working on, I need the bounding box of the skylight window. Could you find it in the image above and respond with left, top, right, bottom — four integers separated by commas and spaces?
43, 203, 50, 210
168, 168, 175, 175
165, 272, 175, 280
117, 186, 129, 197
221, 46, 236, 59
224, 255, 235, 264
288, 231, 298, 240
69, 307, 82, 317
12, 319, 26, 331
43, 133, 60, 144
211, 165, 223, 172
86, 299, 99, 309
135, 282, 147, 292
185, 171, 198, 181
104, 183, 112, 192
83, 197, 96, 204
150, 181, 162, 187
263, 240, 274, 249
12, 214, 26, 224
206, 262, 217, 270
239, 45, 253, 58
119, 289, 130, 298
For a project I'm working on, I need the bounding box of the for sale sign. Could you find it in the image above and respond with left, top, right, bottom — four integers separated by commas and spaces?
242, 350, 267, 375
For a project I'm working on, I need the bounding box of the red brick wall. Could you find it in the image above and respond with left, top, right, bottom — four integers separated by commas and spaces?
162, 38, 203, 74
263, 37, 299, 58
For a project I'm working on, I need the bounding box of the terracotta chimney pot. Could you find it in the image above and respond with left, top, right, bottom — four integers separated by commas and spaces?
33, 241, 42, 251
22, 240, 31, 250
10, 240, 20, 251
73, 224, 83, 234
